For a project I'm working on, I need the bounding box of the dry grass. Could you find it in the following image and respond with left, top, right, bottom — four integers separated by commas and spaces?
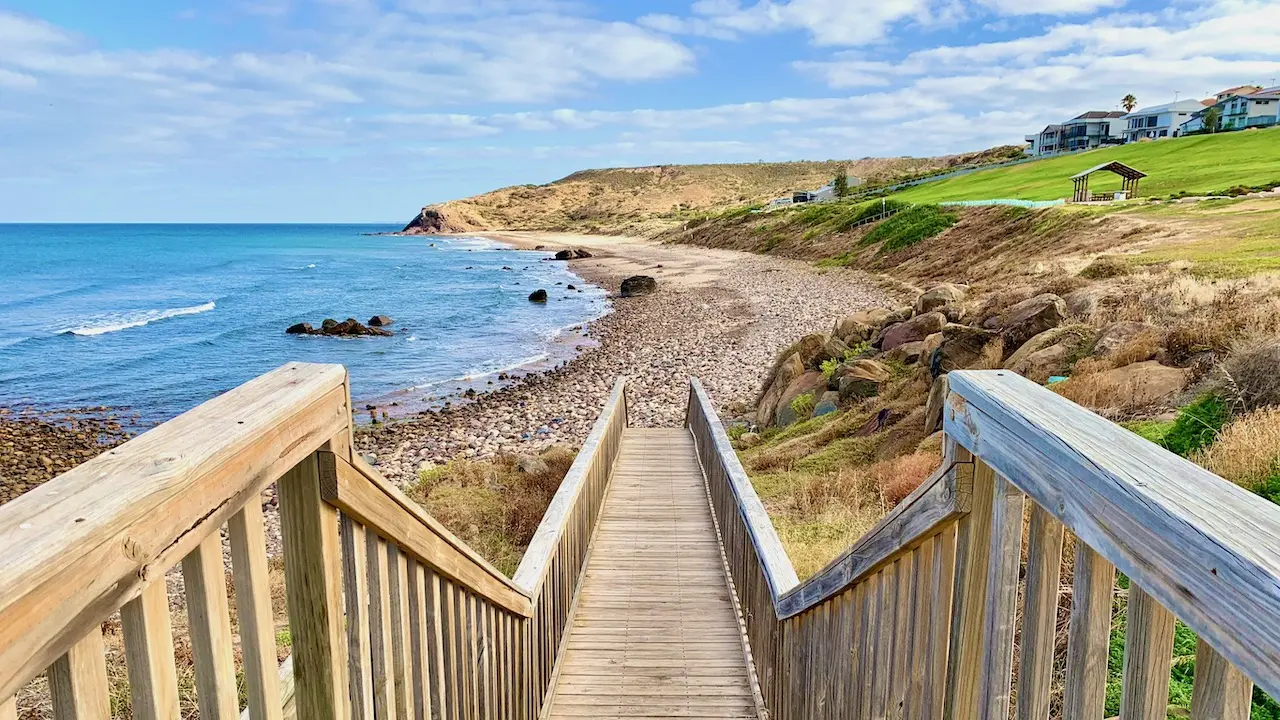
1225, 336, 1280, 411
1193, 407, 1280, 491
408, 446, 576, 576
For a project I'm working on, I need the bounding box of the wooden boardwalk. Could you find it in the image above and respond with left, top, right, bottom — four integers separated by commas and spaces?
547, 428, 759, 719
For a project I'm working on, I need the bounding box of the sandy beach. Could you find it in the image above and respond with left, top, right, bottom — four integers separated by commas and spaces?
355, 231, 897, 486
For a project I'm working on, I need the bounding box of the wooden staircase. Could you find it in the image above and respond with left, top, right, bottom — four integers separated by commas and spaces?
2, 365, 1280, 720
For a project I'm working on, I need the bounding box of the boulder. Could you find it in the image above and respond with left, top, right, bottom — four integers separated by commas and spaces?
880, 312, 947, 351
884, 306, 915, 326
992, 294, 1067, 355
915, 283, 968, 315
848, 308, 894, 327
286, 322, 314, 335
1062, 285, 1117, 319
620, 275, 657, 298
836, 359, 891, 400
296, 317, 392, 337
737, 432, 762, 448
554, 248, 593, 260
1005, 325, 1093, 381
791, 333, 831, 369
368, 315, 394, 327
812, 391, 840, 418
757, 353, 804, 426
886, 341, 927, 365
923, 331, 944, 358
321, 318, 339, 332
1063, 361, 1190, 409
934, 324, 1001, 374
1092, 321, 1158, 356
776, 371, 827, 426
528, 289, 548, 303
833, 315, 874, 344
515, 455, 548, 475
1021, 343, 1074, 384
822, 336, 852, 363
925, 373, 950, 433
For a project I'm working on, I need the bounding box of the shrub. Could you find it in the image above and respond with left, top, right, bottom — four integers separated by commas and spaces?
1225, 337, 1280, 411
820, 358, 839, 380
1160, 392, 1232, 456
1079, 256, 1132, 279
790, 392, 817, 418
860, 205, 958, 253
1194, 406, 1280, 494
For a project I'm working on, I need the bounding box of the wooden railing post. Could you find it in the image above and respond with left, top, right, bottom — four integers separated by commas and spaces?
48, 627, 109, 719
1192, 640, 1254, 720
280, 450, 348, 719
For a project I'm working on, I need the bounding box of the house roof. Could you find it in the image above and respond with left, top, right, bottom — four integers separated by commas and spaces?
1071, 161, 1147, 181
1039, 124, 1063, 134
1068, 110, 1127, 121
1216, 84, 1263, 97
1123, 99, 1206, 117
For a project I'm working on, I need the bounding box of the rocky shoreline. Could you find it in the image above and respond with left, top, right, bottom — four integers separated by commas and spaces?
0, 407, 132, 505
355, 235, 897, 487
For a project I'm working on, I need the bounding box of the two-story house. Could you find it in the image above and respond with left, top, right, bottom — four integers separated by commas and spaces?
1220, 87, 1280, 130
1024, 124, 1064, 156
1120, 99, 1207, 141
1060, 111, 1127, 151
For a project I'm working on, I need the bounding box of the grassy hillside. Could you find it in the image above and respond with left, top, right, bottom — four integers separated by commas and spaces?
893, 127, 1280, 203
408, 146, 1024, 235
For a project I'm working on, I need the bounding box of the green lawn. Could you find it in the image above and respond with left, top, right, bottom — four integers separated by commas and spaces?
892, 128, 1280, 203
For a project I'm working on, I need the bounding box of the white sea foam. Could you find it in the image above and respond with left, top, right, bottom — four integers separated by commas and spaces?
62, 301, 216, 337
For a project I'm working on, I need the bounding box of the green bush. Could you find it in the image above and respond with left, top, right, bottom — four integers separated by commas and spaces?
1162, 392, 1232, 456
790, 392, 817, 418
861, 205, 958, 253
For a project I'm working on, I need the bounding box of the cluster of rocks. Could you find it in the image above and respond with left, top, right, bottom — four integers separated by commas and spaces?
620, 275, 657, 298
287, 316, 394, 337
757, 281, 1193, 432
0, 410, 130, 505
554, 248, 594, 260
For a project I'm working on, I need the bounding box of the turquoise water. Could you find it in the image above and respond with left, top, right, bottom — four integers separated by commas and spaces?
0, 224, 607, 422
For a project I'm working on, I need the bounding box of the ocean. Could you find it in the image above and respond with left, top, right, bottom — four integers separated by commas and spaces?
0, 224, 608, 424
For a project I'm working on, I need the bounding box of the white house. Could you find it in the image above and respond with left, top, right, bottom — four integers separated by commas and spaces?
1220, 87, 1280, 130
1060, 111, 1127, 151
1120, 99, 1207, 142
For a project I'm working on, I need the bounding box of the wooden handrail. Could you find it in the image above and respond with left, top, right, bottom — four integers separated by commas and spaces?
946, 369, 1280, 701
0, 362, 351, 700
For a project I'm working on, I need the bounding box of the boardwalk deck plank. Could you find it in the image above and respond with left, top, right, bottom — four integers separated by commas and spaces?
547, 429, 758, 720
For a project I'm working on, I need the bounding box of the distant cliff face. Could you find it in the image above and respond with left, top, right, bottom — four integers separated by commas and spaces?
402, 146, 1025, 236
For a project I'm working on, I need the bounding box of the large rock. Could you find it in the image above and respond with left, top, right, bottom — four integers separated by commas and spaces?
776, 372, 827, 426
1062, 361, 1190, 409
515, 455, 548, 475
812, 391, 840, 418
286, 322, 314, 335
880, 312, 947, 351
848, 308, 894, 327
528, 289, 548, 303
886, 341, 927, 365
1062, 286, 1117, 318
925, 373, 950, 433
293, 317, 392, 337
916, 283, 968, 315
790, 333, 831, 369
1092, 321, 1158, 356
833, 315, 874, 344
757, 353, 804, 426
992, 294, 1067, 355
1021, 343, 1074, 383
934, 324, 1001, 374
620, 275, 657, 297
836, 360, 891, 400
368, 315, 394, 327
1004, 325, 1091, 381
822, 336, 852, 363
554, 248, 593, 260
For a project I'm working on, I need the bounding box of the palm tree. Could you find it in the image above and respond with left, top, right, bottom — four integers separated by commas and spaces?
1122, 94, 1138, 112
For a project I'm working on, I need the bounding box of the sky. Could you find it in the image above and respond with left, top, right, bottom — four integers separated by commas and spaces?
1, 0, 1278, 222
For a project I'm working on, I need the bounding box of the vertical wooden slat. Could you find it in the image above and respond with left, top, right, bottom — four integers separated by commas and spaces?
926, 524, 958, 720
49, 626, 109, 720
389, 545, 415, 720
1119, 585, 1176, 720
1063, 543, 1115, 720
229, 500, 284, 720
1191, 639, 1253, 720
279, 451, 348, 719
946, 458, 997, 720
442, 579, 460, 720
476, 600, 488, 720
1015, 505, 1065, 720
858, 572, 879, 720
905, 537, 936, 720
0, 696, 15, 720
425, 569, 447, 720
872, 564, 896, 720
183, 532, 239, 720
408, 558, 430, 720
341, 515, 374, 720
367, 532, 398, 719
977, 475, 1026, 720
891, 552, 916, 720
121, 581, 181, 719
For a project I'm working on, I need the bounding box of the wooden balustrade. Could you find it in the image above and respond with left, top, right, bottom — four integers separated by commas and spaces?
512, 377, 629, 719
0, 364, 626, 720
688, 369, 1280, 720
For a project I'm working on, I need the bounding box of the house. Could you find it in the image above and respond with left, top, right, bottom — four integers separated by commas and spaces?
1120, 99, 1207, 141
1024, 124, 1064, 156
1220, 87, 1280, 130
1213, 85, 1263, 103
1060, 111, 1127, 151
812, 175, 864, 201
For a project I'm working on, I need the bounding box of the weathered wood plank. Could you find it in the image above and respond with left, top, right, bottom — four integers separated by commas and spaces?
1120, 585, 1176, 720
321, 452, 531, 616
1191, 639, 1253, 720
0, 696, 14, 720
121, 581, 180, 720
1015, 505, 1065, 720
946, 370, 1280, 700
280, 451, 348, 719
229, 500, 284, 720
367, 532, 398, 719
183, 533, 239, 720
1063, 543, 1116, 720
945, 457, 997, 720
0, 363, 349, 699
977, 474, 1025, 720
340, 515, 374, 720
49, 626, 109, 720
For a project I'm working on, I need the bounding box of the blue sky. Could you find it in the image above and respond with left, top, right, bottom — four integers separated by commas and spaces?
2, 0, 1278, 222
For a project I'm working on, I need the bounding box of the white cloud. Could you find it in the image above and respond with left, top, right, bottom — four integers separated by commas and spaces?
976, 0, 1126, 16
642, 0, 939, 46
